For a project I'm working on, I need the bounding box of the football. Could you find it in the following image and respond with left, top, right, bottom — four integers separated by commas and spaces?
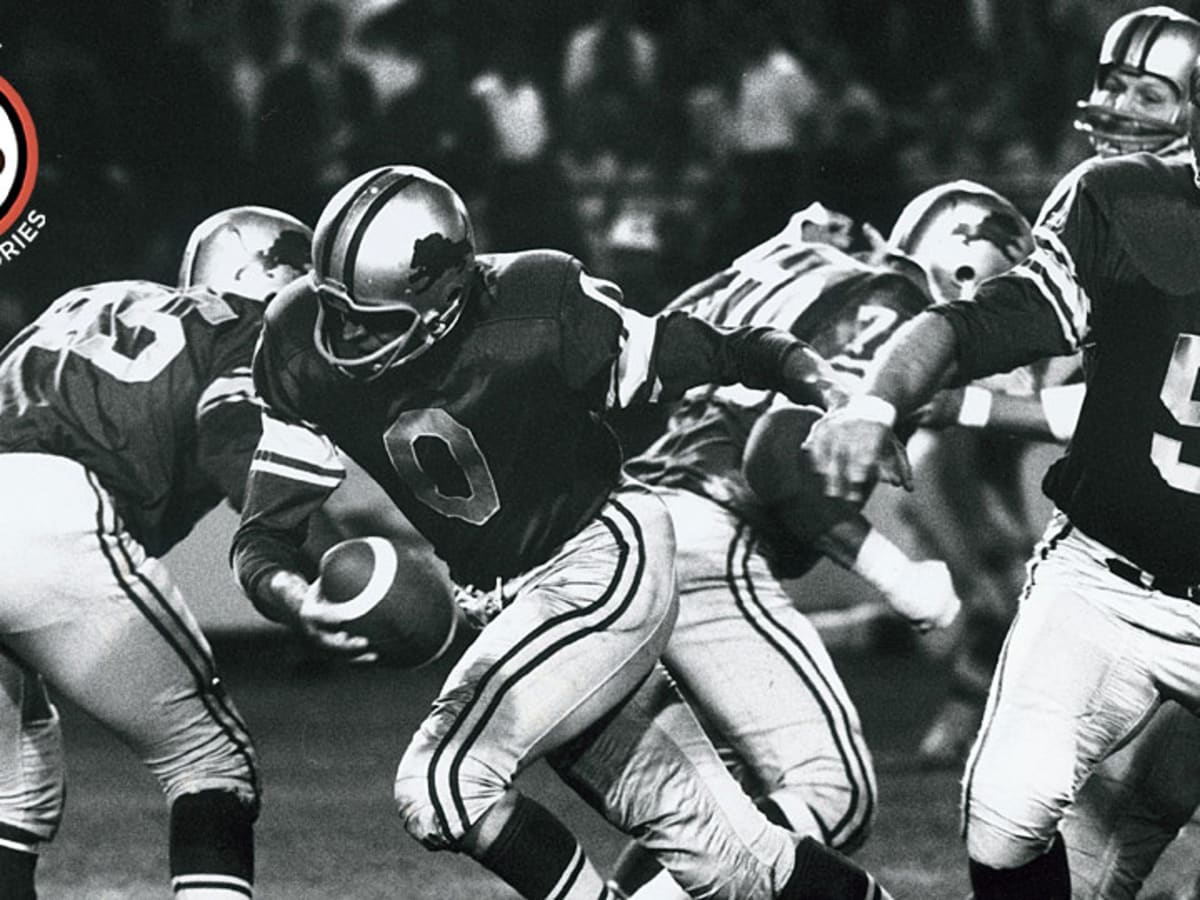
317, 536, 459, 668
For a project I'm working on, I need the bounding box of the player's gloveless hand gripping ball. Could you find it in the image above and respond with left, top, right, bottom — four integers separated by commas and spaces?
318, 536, 459, 668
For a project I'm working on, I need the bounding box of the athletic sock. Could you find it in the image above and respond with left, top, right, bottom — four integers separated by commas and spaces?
169, 789, 255, 898
781, 835, 894, 900
0, 844, 37, 900
475, 793, 611, 899
969, 832, 1070, 900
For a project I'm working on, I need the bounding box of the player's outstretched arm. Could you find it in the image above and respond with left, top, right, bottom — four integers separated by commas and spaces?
804, 312, 961, 502
913, 383, 1083, 444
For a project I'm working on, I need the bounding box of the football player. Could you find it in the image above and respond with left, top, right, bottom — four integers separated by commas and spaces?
230, 164, 900, 900
605, 181, 1029, 900
804, 45, 1200, 900
918, 4, 1200, 766
910, 7, 1200, 898
0, 206, 311, 899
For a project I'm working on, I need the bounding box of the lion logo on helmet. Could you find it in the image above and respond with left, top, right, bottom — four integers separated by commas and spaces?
952, 211, 1031, 265
408, 232, 473, 293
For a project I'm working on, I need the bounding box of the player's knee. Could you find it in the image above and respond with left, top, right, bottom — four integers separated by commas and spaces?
964, 801, 1056, 869
0, 706, 66, 842
154, 740, 260, 817
394, 739, 508, 850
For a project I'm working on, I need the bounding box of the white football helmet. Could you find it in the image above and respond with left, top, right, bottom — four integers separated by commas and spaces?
311, 165, 476, 379
887, 180, 1033, 304
179, 206, 312, 301
1074, 6, 1200, 157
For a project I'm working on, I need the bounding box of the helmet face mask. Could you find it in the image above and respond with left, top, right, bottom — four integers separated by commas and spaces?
1074, 6, 1200, 157
311, 165, 476, 378
179, 206, 313, 301
887, 180, 1033, 305
312, 276, 467, 377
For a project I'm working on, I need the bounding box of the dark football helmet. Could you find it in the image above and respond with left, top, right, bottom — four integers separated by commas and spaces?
887, 180, 1033, 305
1074, 6, 1200, 157
179, 206, 312, 301
311, 165, 476, 378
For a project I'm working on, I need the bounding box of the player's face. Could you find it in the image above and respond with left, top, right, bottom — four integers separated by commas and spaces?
324, 295, 419, 356
1099, 67, 1181, 121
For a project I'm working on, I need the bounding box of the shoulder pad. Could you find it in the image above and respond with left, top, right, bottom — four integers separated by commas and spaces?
1084, 154, 1200, 294
477, 249, 582, 314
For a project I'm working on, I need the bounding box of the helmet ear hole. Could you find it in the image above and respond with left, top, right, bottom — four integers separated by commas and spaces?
886, 179, 1034, 305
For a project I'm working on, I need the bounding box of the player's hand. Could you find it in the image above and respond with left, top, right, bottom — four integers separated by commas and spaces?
883, 560, 962, 632
803, 403, 913, 503
911, 388, 965, 429
296, 578, 378, 664
799, 203, 857, 251
859, 221, 889, 266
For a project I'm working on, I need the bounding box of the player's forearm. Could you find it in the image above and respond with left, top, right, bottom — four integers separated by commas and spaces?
858, 313, 962, 418
231, 523, 312, 624
655, 312, 848, 408
778, 342, 850, 410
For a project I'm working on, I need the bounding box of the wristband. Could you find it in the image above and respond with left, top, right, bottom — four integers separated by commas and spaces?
1040, 384, 1084, 442
842, 393, 897, 427
956, 385, 993, 428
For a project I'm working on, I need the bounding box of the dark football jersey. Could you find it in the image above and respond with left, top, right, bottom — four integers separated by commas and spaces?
626, 222, 929, 517
0, 280, 266, 555
932, 152, 1200, 580
234, 249, 822, 590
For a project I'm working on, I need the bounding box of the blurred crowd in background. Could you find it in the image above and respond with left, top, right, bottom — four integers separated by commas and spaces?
1, 0, 1194, 338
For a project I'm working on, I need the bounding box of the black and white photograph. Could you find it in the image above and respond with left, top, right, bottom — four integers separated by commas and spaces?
2, 1, 1200, 897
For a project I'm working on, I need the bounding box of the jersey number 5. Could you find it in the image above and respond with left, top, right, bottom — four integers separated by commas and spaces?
1152, 333, 1200, 494
384, 409, 501, 525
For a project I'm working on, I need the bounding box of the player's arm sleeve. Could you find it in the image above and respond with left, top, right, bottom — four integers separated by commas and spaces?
194, 366, 262, 511
557, 259, 846, 410
230, 332, 346, 621
925, 278, 1075, 385
640, 310, 848, 409
231, 409, 346, 620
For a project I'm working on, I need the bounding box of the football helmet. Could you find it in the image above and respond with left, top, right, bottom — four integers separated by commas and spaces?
311, 165, 476, 378
887, 180, 1033, 305
1074, 6, 1200, 157
179, 206, 312, 301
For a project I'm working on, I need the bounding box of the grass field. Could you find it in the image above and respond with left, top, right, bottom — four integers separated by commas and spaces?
34, 627, 1200, 899
33, 628, 968, 899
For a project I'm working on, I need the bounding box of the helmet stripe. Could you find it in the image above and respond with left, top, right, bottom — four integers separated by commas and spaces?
317, 169, 393, 283
343, 174, 416, 299
1112, 13, 1167, 72
1110, 15, 1137, 68
1135, 15, 1169, 71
